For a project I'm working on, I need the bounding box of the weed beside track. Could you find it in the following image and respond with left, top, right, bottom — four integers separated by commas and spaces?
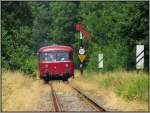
2, 71, 53, 111
71, 70, 148, 111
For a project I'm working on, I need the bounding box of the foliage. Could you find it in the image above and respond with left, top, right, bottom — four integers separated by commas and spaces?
2, 2, 35, 74
1, 1, 149, 74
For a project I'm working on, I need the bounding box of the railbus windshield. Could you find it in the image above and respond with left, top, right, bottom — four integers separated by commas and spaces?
39, 52, 69, 61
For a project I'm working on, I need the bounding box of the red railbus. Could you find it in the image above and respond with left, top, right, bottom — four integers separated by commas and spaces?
37, 45, 74, 81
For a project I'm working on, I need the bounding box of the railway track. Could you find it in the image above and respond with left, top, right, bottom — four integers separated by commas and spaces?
71, 86, 106, 112
49, 82, 62, 112
49, 81, 106, 112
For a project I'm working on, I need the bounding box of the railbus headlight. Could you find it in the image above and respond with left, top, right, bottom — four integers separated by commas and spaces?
45, 64, 48, 69
66, 64, 69, 68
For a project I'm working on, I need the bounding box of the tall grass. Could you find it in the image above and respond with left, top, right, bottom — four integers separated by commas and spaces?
2, 70, 38, 111
100, 71, 148, 102
72, 70, 148, 111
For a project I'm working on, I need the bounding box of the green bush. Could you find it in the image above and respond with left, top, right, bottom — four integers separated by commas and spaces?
21, 56, 37, 75
102, 39, 129, 71
116, 75, 148, 102
86, 44, 101, 72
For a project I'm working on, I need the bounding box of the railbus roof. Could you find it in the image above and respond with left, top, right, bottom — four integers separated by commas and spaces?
38, 45, 73, 52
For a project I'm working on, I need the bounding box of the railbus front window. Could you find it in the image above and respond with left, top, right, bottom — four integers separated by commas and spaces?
40, 52, 69, 61
57, 52, 69, 61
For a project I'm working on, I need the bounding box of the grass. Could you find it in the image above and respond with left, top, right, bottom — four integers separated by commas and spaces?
2, 70, 148, 111
2, 70, 49, 111
99, 71, 148, 102
71, 70, 148, 111
116, 75, 148, 102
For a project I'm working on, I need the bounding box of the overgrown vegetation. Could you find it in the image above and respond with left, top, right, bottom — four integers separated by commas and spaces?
2, 70, 34, 110
2, 1, 149, 74
72, 70, 148, 103
100, 71, 148, 102
2, 70, 50, 111
71, 70, 148, 111
73, 70, 148, 103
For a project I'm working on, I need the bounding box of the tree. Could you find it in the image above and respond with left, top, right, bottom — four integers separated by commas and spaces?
2, 1, 35, 73
1, 1, 149, 73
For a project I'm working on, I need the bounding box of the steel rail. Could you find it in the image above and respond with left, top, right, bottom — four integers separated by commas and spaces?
49, 82, 62, 112
71, 85, 106, 112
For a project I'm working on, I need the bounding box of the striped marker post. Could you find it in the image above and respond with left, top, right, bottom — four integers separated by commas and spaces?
98, 54, 103, 69
136, 45, 144, 69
